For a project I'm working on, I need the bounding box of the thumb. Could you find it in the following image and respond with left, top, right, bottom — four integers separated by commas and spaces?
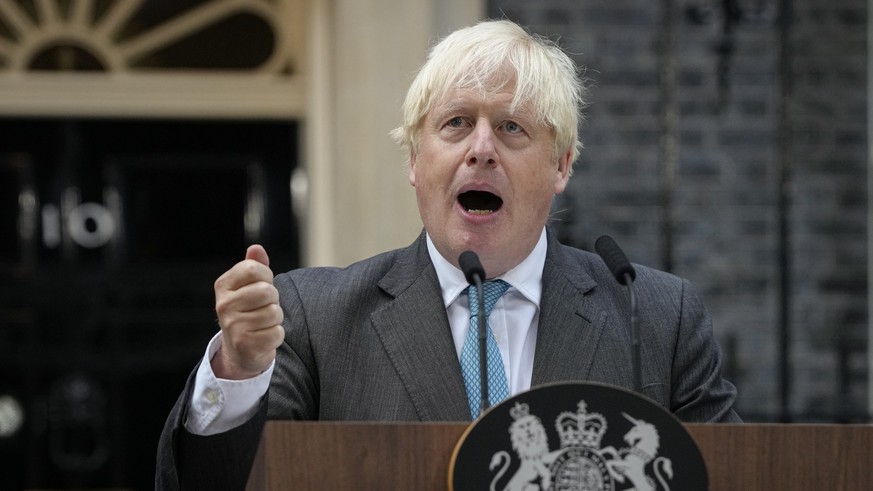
245, 244, 270, 267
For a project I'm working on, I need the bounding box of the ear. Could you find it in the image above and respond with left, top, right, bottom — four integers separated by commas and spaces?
408, 151, 418, 187
553, 148, 573, 194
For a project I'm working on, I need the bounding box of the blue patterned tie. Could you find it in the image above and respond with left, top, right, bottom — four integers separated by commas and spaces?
460, 279, 511, 419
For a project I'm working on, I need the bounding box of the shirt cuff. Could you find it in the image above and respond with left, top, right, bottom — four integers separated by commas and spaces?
184, 332, 275, 436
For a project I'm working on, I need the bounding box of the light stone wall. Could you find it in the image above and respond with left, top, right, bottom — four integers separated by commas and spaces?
305, 0, 486, 266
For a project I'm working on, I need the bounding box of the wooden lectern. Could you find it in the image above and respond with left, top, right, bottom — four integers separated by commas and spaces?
246, 421, 873, 490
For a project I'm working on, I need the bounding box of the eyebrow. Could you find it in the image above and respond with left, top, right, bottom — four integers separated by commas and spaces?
432, 100, 531, 120
432, 99, 471, 117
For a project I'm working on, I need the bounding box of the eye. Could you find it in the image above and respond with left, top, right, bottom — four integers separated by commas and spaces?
503, 121, 523, 134
446, 116, 466, 128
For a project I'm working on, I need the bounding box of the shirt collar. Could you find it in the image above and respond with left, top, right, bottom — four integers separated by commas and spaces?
425, 229, 546, 308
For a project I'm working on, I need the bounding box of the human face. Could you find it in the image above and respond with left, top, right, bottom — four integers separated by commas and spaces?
409, 86, 572, 278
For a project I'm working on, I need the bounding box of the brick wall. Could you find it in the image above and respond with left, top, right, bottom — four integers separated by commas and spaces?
489, 0, 868, 421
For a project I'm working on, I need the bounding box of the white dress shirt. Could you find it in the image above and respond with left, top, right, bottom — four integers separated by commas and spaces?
426, 230, 544, 397
185, 229, 546, 435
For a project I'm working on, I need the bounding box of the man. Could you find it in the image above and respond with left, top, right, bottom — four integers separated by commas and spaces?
156, 19, 739, 489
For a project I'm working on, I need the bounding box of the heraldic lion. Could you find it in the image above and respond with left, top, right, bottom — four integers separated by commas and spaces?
490, 413, 555, 491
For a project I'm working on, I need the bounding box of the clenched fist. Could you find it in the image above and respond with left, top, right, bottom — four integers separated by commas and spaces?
211, 245, 285, 380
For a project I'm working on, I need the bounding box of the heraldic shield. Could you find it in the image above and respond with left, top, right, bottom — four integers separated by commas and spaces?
449, 382, 707, 491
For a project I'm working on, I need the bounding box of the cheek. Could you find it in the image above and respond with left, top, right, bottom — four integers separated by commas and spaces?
519, 169, 560, 201
411, 166, 443, 212
412, 156, 454, 193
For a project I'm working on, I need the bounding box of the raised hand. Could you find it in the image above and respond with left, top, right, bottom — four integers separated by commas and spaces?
211, 245, 284, 380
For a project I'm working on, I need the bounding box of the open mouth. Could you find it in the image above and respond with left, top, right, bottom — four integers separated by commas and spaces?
458, 190, 503, 215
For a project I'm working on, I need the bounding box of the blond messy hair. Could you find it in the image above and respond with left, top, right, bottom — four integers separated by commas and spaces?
390, 19, 586, 170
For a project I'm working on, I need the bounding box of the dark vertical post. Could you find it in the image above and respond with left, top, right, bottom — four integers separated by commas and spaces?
658, 0, 678, 272
777, 0, 793, 423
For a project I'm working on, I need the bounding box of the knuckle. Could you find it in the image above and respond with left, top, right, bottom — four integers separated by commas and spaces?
266, 284, 280, 302
220, 315, 241, 335
254, 281, 273, 297
215, 296, 231, 315
243, 260, 264, 278
215, 268, 235, 287
269, 303, 284, 323
269, 325, 285, 345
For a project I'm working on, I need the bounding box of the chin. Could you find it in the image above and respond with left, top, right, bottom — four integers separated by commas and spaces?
453, 233, 500, 257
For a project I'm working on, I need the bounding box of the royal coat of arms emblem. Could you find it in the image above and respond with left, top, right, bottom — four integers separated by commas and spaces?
449, 382, 707, 491
490, 401, 673, 491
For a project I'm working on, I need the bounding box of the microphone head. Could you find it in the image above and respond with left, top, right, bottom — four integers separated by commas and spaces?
458, 251, 486, 284
595, 235, 636, 285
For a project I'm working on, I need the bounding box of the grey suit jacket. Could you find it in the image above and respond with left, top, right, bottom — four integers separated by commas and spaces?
156, 230, 739, 489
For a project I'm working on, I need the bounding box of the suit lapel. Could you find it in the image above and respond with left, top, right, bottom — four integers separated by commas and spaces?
369, 234, 471, 421
366, 230, 610, 418
532, 232, 606, 386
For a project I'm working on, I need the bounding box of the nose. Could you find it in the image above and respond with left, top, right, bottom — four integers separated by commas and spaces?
465, 121, 498, 167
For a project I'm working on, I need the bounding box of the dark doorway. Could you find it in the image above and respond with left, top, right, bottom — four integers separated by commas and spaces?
0, 118, 300, 489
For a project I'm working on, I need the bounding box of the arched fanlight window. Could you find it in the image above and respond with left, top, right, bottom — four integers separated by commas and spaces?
0, 0, 305, 118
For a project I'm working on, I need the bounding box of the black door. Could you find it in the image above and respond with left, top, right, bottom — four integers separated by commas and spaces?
0, 118, 300, 489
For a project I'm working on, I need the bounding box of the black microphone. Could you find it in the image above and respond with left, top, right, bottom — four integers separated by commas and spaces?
459, 251, 485, 285
595, 235, 636, 285
594, 235, 641, 392
458, 250, 489, 417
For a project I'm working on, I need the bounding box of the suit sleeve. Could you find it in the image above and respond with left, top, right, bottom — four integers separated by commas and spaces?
154, 364, 269, 491
670, 278, 741, 422
155, 271, 322, 490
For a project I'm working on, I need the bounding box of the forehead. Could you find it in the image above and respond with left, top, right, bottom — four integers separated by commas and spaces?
430, 85, 536, 120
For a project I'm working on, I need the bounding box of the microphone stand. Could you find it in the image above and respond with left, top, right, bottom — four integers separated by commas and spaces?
595, 235, 641, 394
458, 250, 492, 418
623, 272, 641, 392
473, 275, 489, 417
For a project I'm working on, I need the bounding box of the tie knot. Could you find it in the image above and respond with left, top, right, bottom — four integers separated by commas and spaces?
467, 279, 510, 318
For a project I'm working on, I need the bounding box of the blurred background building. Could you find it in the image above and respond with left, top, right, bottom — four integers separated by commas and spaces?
0, 0, 867, 488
